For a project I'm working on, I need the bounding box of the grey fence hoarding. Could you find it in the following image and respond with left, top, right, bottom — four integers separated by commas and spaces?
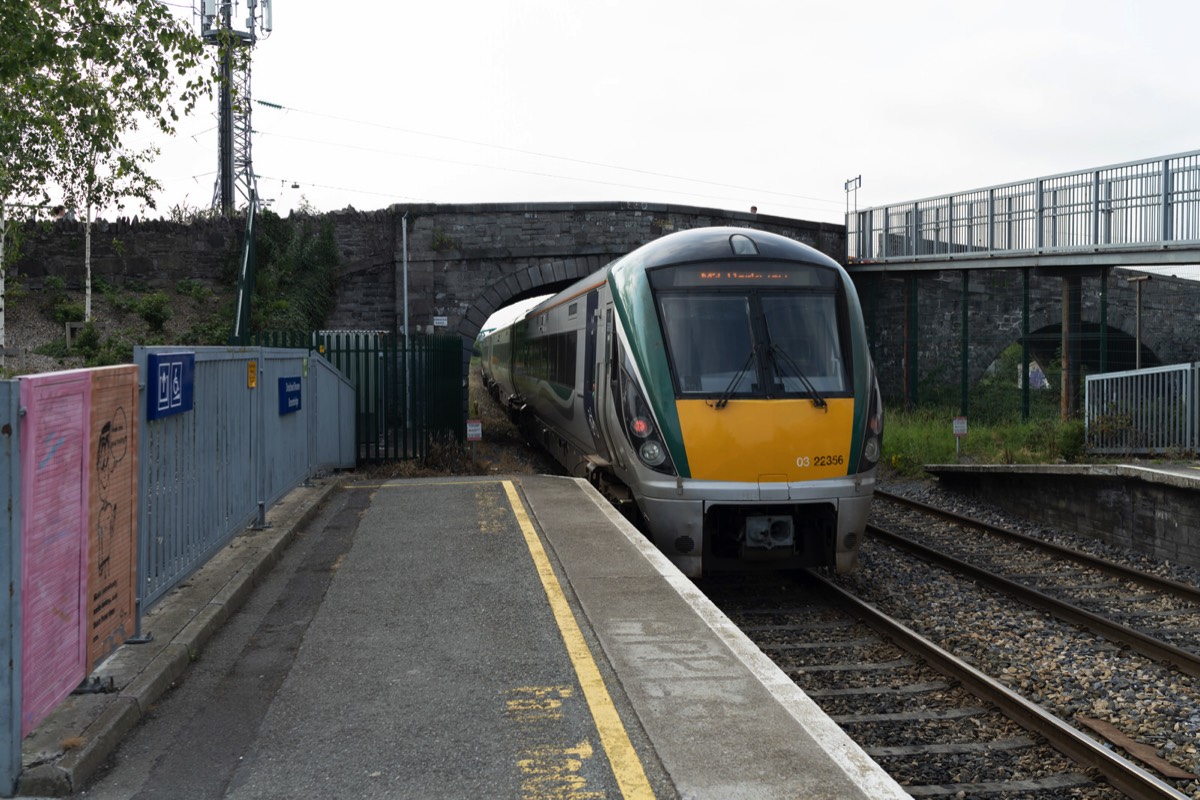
135, 346, 355, 612
1085, 363, 1199, 455
0, 351, 352, 797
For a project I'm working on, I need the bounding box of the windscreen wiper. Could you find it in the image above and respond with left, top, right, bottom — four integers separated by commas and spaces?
768, 344, 827, 410
713, 346, 757, 409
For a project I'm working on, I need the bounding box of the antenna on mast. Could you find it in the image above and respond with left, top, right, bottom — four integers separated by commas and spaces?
198, 1, 273, 215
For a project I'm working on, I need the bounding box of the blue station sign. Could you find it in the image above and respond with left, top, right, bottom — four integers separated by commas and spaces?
278, 376, 302, 415
146, 352, 195, 421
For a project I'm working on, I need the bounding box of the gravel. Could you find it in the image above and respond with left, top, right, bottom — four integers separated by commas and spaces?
849, 472, 1200, 798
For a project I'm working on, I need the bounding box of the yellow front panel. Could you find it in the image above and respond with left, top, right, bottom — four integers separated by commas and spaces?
675, 399, 855, 482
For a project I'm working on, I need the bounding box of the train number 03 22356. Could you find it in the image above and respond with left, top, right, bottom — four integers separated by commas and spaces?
797, 454, 845, 468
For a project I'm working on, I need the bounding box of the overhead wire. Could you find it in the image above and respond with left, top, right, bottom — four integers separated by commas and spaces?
253, 99, 845, 213
250, 128, 832, 214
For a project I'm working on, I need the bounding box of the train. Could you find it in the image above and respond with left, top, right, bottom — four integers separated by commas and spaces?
479, 226, 882, 577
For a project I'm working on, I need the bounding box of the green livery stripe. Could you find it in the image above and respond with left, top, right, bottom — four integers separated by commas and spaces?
608, 259, 691, 478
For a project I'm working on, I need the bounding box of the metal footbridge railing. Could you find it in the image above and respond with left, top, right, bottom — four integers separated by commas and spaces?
847, 150, 1200, 269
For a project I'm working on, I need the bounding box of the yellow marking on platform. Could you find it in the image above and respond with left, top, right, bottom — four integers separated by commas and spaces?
516, 740, 606, 799
503, 480, 655, 800
506, 685, 575, 722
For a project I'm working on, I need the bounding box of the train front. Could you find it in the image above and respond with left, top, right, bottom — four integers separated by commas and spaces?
605, 227, 882, 577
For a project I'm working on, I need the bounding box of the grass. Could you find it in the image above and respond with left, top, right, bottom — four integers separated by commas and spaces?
882, 405, 1088, 477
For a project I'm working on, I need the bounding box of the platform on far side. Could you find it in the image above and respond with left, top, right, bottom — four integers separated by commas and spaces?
924, 462, 1200, 570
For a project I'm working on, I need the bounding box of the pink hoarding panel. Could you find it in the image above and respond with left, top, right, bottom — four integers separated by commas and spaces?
20, 371, 90, 737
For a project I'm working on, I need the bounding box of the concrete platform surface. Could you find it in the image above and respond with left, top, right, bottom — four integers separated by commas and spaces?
15, 474, 907, 799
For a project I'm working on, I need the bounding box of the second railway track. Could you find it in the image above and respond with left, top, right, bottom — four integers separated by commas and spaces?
698, 483, 1200, 799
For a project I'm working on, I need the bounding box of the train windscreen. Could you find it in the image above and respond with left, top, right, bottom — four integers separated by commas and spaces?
655, 267, 848, 399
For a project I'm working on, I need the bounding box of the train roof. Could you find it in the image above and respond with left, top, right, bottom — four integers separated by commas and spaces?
617, 226, 841, 271
483, 227, 844, 337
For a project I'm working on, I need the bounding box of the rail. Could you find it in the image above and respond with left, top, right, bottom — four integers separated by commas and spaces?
847, 150, 1200, 264
1085, 362, 1199, 455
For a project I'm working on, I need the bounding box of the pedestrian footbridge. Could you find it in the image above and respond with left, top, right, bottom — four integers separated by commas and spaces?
847, 149, 1200, 271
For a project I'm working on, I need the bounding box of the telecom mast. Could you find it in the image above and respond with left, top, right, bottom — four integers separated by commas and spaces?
199, 0, 272, 215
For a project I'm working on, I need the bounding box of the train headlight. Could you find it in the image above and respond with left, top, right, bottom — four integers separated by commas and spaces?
638, 440, 667, 467
617, 353, 677, 476
857, 366, 884, 472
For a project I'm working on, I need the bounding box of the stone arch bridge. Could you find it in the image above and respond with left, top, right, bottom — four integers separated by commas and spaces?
320, 201, 844, 373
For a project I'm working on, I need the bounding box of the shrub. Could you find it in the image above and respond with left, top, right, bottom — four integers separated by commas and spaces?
135, 292, 173, 332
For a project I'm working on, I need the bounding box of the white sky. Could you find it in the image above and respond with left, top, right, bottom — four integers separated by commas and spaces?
134, 0, 1200, 225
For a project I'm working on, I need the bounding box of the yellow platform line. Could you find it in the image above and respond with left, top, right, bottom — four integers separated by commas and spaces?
502, 480, 655, 800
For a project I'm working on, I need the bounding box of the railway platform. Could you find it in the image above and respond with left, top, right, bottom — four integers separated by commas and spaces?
16, 475, 908, 799
924, 461, 1200, 571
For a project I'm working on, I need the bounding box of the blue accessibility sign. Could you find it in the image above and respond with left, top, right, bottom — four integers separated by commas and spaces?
146, 352, 195, 421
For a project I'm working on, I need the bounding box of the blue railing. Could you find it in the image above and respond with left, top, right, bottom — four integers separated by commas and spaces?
848, 150, 1200, 263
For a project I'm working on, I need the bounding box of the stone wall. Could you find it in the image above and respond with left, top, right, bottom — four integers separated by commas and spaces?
851, 267, 1200, 402
10, 202, 843, 349
314, 202, 844, 342
11, 216, 242, 290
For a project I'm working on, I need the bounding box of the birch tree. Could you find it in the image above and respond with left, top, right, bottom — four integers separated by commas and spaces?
0, 0, 209, 342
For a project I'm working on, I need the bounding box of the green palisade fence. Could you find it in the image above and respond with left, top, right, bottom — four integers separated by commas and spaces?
256, 331, 464, 462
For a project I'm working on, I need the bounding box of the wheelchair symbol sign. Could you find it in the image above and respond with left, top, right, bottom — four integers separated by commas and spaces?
146, 352, 195, 420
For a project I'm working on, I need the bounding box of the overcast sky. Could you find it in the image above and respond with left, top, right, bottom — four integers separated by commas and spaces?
139, 0, 1200, 225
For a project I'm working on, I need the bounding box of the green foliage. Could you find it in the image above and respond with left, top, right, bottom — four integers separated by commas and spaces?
5, 274, 27, 306
52, 300, 85, 326
166, 203, 220, 224
134, 291, 172, 332
882, 406, 1090, 477
181, 313, 235, 346
431, 227, 459, 253
251, 210, 340, 332
36, 322, 133, 367
175, 277, 211, 300
2, 0, 210, 219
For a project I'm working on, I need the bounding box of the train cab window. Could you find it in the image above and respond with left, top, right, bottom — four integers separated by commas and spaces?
761, 295, 848, 394
654, 264, 849, 401
658, 295, 754, 395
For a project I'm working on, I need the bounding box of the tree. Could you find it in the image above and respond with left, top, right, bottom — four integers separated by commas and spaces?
0, 0, 209, 344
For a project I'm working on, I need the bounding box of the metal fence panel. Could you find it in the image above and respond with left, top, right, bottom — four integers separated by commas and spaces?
1, 383, 20, 797
309, 356, 356, 470
259, 348, 310, 508
1085, 363, 1199, 454
136, 349, 258, 609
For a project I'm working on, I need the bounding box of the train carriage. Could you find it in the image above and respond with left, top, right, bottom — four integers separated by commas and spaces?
481, 227, 882, 577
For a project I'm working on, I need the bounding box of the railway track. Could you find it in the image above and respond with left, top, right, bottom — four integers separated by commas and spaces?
697, 489, 1200, 799
873, 490, 1200, 677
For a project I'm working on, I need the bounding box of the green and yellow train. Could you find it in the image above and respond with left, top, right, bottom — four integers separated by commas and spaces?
481, 227, 882, 577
